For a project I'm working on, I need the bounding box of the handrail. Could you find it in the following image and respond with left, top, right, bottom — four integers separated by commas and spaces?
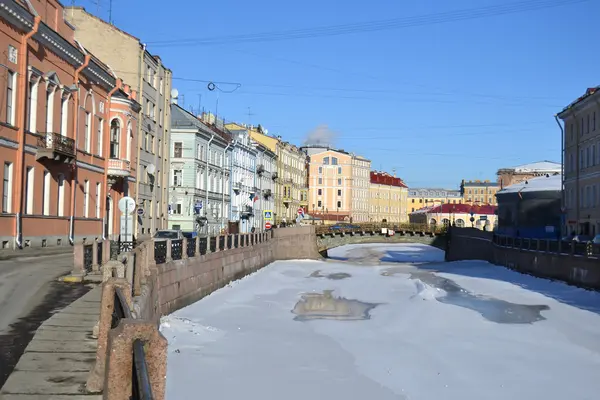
112, 287, 154, 399
132, 339, 154, 400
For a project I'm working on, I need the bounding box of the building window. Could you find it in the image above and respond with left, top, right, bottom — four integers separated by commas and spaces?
83, 180, 89, 218
110, 119, 120, 158
318, 177, 322, 184
28, 79, 38, 132
57, 174, 64, 217
323, 157, 330, 165
593, 145, 597, 167
2, 162, 12, 213
84, 111, 91, 152
337, 201, 342, 208
594, 112, 597, 131
60, 95, 69, 137
25, 167, 34, 214
6, 70, 15, 125
174, 142, 182, 158
580, 149, 584, 169
45, 87, 54, 133
159, 109, 163, 126
317, 189, 322, 195
94, 182, 101, 218
173, 170, 182, 186
318, 166, 322, 174
96, 117, 103, 156
337, 189, 342, 196
42, 170, 50, 216
337, 178, 342, 185
159, 78, 164, 95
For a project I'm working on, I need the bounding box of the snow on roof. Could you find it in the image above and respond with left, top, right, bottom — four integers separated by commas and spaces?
498, 174, 561, 194
504, 161, 561, 173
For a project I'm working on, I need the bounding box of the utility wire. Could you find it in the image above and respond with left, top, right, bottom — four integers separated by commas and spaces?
147, 0, 588, 47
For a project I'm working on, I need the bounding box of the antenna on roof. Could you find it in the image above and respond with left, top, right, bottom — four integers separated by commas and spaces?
109, 0, 113, 25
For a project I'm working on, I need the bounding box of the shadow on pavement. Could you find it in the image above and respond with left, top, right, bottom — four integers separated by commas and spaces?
0, 280, 91, 389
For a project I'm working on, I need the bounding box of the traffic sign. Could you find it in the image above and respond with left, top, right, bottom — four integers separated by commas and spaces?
265, 222, 272, 230
297, 207, 304, 216
136, 207, 145, 216
118, 196, 136, 215
264, 210, 273, 220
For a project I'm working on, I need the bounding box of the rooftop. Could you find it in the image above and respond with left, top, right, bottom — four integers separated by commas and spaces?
499, 161, 561, 173
497, 174, 561, 195
370, 171, 408, 188
411, 203, 497, 215
462, 179, 499, 187
558, 87, 599, 116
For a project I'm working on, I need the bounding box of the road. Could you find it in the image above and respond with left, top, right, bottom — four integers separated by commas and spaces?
161, 243, 600, 400
0, 252, 91, 388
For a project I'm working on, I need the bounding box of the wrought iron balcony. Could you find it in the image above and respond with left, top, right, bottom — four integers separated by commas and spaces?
257, 164, 265, 175
263, 188, 272, 198
232, 181, 242, 192
36, 132, 76, 163
271, 172, 278, 181
283, 197, 292, 204
107, 158, 131, 177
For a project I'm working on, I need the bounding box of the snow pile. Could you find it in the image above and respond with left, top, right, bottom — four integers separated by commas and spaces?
499, 174, 561, 194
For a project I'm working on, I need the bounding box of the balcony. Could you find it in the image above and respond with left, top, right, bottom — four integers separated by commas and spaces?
257, 164, 265, 175
249, 186, 258, 194
107, 158, 131, 177
283, 197, 292, 205
232, 181, 242, 192
299, 199, 308, 206
263, 189, 272, 199
36, 132, 76, 163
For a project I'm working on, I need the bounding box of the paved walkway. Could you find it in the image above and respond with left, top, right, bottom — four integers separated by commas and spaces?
0, 285, 102, 399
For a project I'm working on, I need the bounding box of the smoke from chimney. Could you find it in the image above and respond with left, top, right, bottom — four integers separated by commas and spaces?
303, 124, 337, 147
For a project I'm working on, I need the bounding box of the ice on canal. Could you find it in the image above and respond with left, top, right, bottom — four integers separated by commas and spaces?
160, 243, 600, 400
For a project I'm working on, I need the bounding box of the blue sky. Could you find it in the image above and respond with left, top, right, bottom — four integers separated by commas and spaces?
73, 0, 599, 188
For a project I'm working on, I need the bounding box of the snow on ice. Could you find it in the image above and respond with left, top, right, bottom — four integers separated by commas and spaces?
160, 243, 600, 400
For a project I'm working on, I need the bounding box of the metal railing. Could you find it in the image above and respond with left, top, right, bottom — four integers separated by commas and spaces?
493, 234, 600, 257
154, 241, 167, 264
200, 237, 208, 255
111, 287, 154, 400
171, 239, 183, 260
315, 222, 443, 236
227, 236, 232, 249
186, 238, 196, 258
83, 244, 93, 273
37, 132, 76, 156
210, 237, 217, 253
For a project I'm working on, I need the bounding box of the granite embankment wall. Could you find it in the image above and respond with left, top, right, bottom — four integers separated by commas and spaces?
447, 227, 600, 289
133, 226, 321, 322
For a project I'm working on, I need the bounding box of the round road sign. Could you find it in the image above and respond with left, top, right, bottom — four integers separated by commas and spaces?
118, 196, 136, 215
297, 207, 304, 215
265, 222, 272, 230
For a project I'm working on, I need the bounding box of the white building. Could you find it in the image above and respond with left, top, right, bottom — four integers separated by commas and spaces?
255, 143, 277, 231
169, 104, 232, 235
228, 127, 258, 233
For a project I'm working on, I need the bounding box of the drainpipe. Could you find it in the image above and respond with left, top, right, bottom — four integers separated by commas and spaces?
68, 54, 91, 245
205, 135, 214, 234
102, 78, 123, 240
13, 16, 41, 249
222, 141, 232, 230
554, 114, 565, 234
134, 43, 146, 237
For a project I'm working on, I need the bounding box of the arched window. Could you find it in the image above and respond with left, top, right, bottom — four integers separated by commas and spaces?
331, 157, 338, 165
455, 219, 465, 227
110, 119, 120, 159
442, 218, 450, 226
430, 218, 437, 225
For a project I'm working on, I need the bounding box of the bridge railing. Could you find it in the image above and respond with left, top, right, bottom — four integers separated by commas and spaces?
315, 223, 445, 236
493, 234, 600, 258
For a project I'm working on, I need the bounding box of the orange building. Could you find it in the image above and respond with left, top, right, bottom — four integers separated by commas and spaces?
0, 0, 139, 249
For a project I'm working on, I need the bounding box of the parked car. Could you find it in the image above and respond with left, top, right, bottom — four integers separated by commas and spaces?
329, 223, 361, 230
592, 235, 600, 244
153, 230, 184, 241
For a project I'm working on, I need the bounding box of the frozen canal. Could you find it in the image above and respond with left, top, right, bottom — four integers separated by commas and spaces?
160, 243, 600, 400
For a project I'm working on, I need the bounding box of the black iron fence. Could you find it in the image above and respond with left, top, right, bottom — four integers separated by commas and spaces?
227, 235, 232, 249
234, 235, 239, 248
200, 238, 208, 255
83, 244, 93, 273
187, 238, 196, 258
210, 237, 217, 253
171, 239, 183, 261
219, 236, 225, 251
493, 234, 600, 257
111, 287, 153, 399
315, 222, 443, 236
154, 241, 167, 264
97, 242, 103, 266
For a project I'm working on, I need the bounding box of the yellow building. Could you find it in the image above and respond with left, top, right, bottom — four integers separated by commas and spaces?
369, 171, 409, 223
460, 179, 499, 205
225, 123, 308, 225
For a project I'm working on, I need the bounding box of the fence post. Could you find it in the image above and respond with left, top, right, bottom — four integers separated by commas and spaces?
166, 239, 172, 262
91, 240, 99, 272
87, 277, 132, 393
104, 319, 167, 400
195, 235, 201, 256
72, 242, 86, 277
182, 238, 189, 260
103, 240, 110, 264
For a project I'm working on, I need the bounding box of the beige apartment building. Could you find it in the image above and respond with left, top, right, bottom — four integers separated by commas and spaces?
369, 171, 409, 223
460, 179, 499, 206
230, 124, 308, 225
303, 146, 371, 223
558, 87, 600, 236
65, 7, 172, 238
351, 155, 371, 222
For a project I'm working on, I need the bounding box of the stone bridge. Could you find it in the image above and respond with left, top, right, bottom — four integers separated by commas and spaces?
314, 223, 447, 256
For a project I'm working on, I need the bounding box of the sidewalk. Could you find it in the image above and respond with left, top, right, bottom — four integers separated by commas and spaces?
0, 285, 102, 399
0, 246, 73, 261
